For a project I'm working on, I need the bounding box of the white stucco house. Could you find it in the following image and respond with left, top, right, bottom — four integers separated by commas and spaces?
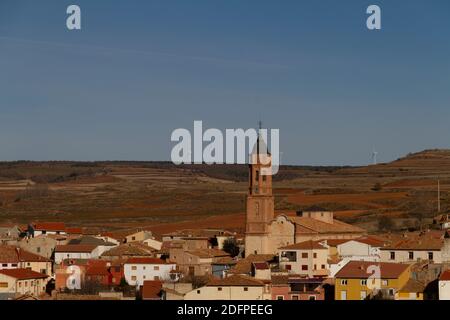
439, 270, 450, 300
123, 257, 176, 286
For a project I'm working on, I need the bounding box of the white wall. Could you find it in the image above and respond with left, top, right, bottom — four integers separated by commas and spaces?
124, 263, 176, 286
380, 250, 442, 264
439, 280, 450, 300
337, 241, 380, 258
185, 286, 267, 300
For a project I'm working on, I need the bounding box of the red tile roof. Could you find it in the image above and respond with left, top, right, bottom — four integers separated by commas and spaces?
0, 246, 51, 263
440, 270, 450, 281
252, 262, 269, 270
33, 222, 66, 231
335, 261, 410, 279
0, 268, 48, 280
125, 257, 168, 265
66, 227, 83, 234
141, 280, 162, 300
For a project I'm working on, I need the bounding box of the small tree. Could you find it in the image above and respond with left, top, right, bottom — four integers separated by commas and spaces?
222, 238, 240, 257
372, 183, 382, 191
378, 216, 395, 231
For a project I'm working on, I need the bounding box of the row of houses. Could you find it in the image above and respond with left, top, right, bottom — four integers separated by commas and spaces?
2, 220, 450, 300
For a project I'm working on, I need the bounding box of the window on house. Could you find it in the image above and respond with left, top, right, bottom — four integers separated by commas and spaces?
143, 266, 146, 270
388, 289, 395, 296
131, 276, 137, 281
143, 276, 146, 279
132, 237, 136, 241
309, 296, 316, 300
197, 290, 200, 294
24, 281, 28, 287
291, 295, 299, 300
12, 264, 17, 267
218, 287, 222, 291
313, 253, 317, 258
154, 266, 159, 271
428, 252, 434, 260
360, 280, 367, 286
341, 280, 348, 285
301, 265, 308, 271
1, 264, 7, 267
314, 264, 317, 270
37, 247, 41, 253
276, 296, 284, 300
321, 265, 326, 269
409, 252, 414, 260
154, 276, 159, 281
390, 252, 395, 260
382, 280, 388, 286
302, 253, 308, 259
40, 269, 46, 274
243, 287, 248, 291
131, 266, 137, 270
285, 265, 291, 271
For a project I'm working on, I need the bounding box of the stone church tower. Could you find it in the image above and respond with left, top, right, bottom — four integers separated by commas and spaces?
244, 133, 274, 256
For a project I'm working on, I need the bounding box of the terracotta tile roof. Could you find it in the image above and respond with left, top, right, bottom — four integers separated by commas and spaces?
335, 261, 410, 279
66, 227, 83, 234
271, 275, 290, 285
323, 239, 349, 246
291, 216, 365, 234
207, 275, 264, 287
212, 256, 237, 265
141, 280, 163, 300
55, 244, 97, 253
101, 243, 155, 257
0, 246, 51, 263
228, 254, 276, 275
253, 262, 269, 270
0, 268, 48, 280
33, 222, 66, 231
279, 240, 327, 250
381, 236, 443, 251
399, 278, 425, 293
352, 236, 386, 247
125, 257, 169, 265
440, 270, 450, 281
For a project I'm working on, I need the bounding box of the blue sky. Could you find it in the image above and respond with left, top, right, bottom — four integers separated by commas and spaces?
0, 0, 449, 165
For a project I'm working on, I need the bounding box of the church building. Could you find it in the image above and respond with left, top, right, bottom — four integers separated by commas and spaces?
245, 136, 366, 257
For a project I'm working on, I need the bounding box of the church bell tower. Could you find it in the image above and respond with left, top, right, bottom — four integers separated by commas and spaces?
244, 126, 274, 257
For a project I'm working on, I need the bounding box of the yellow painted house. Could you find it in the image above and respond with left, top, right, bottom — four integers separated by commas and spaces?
335, 261, 411, 300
